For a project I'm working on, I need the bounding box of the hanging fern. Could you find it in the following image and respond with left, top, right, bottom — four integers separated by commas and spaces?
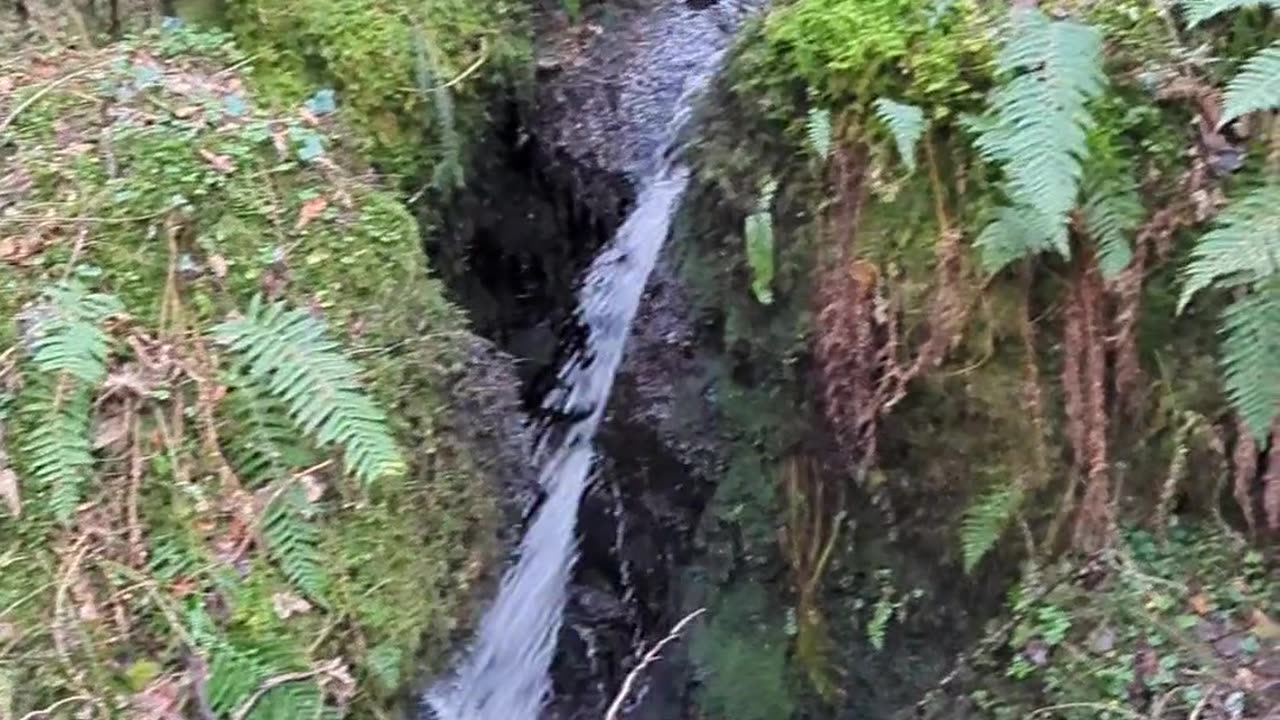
1222, 42, 1280, 124
1083, 179, 1143, 280
745, 179, 779, 305
975, 205, 1069, 273
1180, 0, 1280, 26
211, 298, 405, 486
412, 26, 464, 192
873, 98, 925, 172
1180, 184, 1280, 311
972, 8, 1105, 272
805, 107, 833, 161
1220, 285, 1280, 439
961, 481, 1025, 572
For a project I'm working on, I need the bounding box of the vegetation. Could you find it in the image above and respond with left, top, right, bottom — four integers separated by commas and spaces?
0, 22, 504, 720
679, 0, 1280, 716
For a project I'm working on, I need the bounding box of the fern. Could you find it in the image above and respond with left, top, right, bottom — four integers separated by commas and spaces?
211, 298, 405, 486
961, 481, 1025, 572
15, 283, 120, 524
18, 379, 95, 524
805, 107, 833, 161
1083, 179, 1143, 280
27, 282, 120, 384
1180, 0, 1280, 26
1220, 285, 1280, 439
873, 98, 925, 172
976, 205, 1069, 273
745, 179, 779, 305
1222, 41, 1280, 124
973, 8, 1105, 271
263, 485, 328, 604
1180, 184, 1280, 310
221, 372, 316, 488
412, 27, 463, 192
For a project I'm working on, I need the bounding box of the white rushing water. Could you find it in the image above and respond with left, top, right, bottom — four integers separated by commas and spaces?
426, 3, 755, 717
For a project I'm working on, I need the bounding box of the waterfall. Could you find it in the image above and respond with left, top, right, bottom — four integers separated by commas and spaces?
427, 4, 755, 717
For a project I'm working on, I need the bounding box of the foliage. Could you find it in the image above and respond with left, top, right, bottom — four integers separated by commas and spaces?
972, 8, 1106, 272
224, 0, 529, 182
873, 98, 926, 172
692, 584, 797, 720
0, 33, 497, 720
1181, 0, 1280, 27
1082, 179, 1143, 280
745, 179, 780, 305
806, 107, 833, 161
213, 298, 405, 486
960, 481, 1024, 573
1222, 42, 1280, 123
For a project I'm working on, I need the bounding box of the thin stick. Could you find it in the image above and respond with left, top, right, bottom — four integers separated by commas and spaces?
0, 60, 113, 135
603, 609, 706, 720
230, 660, 341, 720
17, 694, 92, 720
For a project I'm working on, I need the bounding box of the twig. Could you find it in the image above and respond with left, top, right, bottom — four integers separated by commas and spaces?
230, 659, 341, 720
0, 60, 113, 135
603, 609, 706, 720
17, 694, 92, 720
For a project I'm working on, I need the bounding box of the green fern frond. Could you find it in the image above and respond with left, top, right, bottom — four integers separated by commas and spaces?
1179, 183, 1280, 312
1179, 0, 1280, 26
149, 533, 204, 583
211, 298, 405, 486
1219, 284, 1280, 439
745, 179, 779, 305
873, 98, 925, 172
221, 371, 317, 489
1083, 179, 1143, 280
263, 485, 328, 603
413, 27, 463, 192
17, 378, 95, 524
805, 107, 833, 161
961, 481, 1025, 572
975, 205, 1067, 272
366, 643, 403, 691
973, 8, 1105, 272
1222, 41, 1280, 125
27, 282, 121, 384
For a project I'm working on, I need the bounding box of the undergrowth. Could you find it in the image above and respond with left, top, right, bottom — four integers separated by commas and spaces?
0, 26, 496, 720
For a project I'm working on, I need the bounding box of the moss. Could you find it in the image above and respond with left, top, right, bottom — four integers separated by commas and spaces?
225, 0, 531, 182
0, 28, 498, 719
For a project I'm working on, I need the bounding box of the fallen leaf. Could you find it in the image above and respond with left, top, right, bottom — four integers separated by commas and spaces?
295, 197, 329, 231
1190, 592, 1212, 616
130, 676, 186, 720
172, 105, 199, 119
208, 253, 228, 280
93, 413, 130, 451
1251, 609, 1280, 640
300, 474, 325, 504
199, 149, 235, 174
272, 592, 312, 619
0, 621, 16, 643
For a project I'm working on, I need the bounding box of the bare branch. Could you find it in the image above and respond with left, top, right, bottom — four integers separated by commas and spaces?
603, 609, 705, 720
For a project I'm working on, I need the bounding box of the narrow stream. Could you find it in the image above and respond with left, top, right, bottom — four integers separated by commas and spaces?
425, 3, 755, 718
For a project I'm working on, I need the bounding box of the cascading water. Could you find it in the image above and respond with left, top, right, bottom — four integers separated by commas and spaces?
427, 3, 756, 718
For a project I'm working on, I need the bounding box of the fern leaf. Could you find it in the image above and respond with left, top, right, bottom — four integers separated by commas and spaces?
973, 8, 1105, 272
1220, 285, 1280, 439
1083, 180, 1143, 280
873, 98, 925, 172
745, 179, 778, 305
17, 378, 95, 524
1179, 183, 1280, 312
1222, 41, 1280, 125
805, 107, 832, 161
1179, 0, 1280, 26
221, 371, 317, 488
262, 485, 328, 603
27, 282, 120, 384
961, 481, 1025, 572
976, 205, 1066, 272
212, 299, 405, 486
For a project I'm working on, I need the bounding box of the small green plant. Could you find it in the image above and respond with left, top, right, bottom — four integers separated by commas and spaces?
873, 98, 925, 172
745, 179, 780, 305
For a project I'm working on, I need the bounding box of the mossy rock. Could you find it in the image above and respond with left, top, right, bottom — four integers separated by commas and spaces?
225, 0, 531, 183
0, 26, 503, 719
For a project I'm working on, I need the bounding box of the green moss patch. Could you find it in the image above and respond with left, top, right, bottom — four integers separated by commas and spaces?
0, 26, 497, 720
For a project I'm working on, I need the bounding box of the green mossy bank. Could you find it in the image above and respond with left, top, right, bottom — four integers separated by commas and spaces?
673, 0, 1279, 718
1, 11, 528, 719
